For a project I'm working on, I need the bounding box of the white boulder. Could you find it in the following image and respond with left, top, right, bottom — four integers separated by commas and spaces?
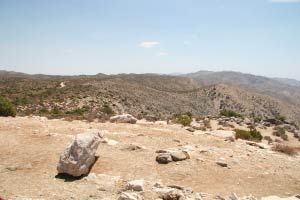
110, 114, 138, 124
57, 133, 100, 177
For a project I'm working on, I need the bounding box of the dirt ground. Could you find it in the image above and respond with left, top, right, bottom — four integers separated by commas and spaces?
0, 116, 300, 200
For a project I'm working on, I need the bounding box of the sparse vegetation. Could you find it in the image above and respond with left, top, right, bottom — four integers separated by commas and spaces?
0, 97, 16, 117
273, 126, 288, 141
235, 128, 262, 142
100, 104, 114, 115
220, 109, 243, 118
263, 136, 273, 144
272, 144, 298, 156
174, 112, 192, 126
65, 106, 90, 115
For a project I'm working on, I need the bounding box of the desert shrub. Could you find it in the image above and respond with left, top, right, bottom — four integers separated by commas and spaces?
274, 138, 282, 143
235, 128, 262, 142
51, 106, 62, 115
250, 129, 263, 141
220, 109, 243, 118
273, 126, 285, 135
39, 107, 49, 114
254, 117, 262, 123
280, 133, 288, 141
100, 104, 114, 115
264, 136, 273, 144
0, 97, 16, 117
174, 113, 192, 126
65, 106, 89, 115
272, 144, 298, 156
276, 115, 286, 122
235, 129, 252, 140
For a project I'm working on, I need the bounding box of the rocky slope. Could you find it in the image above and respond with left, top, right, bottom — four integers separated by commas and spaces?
1, 70, 300, 125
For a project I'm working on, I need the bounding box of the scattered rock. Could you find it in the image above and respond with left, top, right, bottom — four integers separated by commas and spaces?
246, 141, 270, 149
229, 193, 239, 200
126, 179, 145, 191
216, 161, 228, 168
110, 114, 137, 124
118, 192, 143, 200
186, 127, 195, 132
57, 133, 100, 177
123, 144, 146, 151
171, 151, 189, 162
156, 153, 173, 164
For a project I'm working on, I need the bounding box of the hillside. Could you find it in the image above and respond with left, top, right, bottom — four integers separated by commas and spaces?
1, 70, 300, 125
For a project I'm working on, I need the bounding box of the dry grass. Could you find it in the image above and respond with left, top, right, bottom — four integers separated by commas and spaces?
272, 144, 299, 156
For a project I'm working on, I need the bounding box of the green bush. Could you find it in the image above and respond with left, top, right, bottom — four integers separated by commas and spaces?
235, 129, 252, 140
100, 104, 114, 115
174, 113, 192, 126
220, 109, 243, 118
281, 134, 288, 141
249, 129, 263, 141
0, 97, 16, 117
235, 128, 262, 142
264, 136, 273, 144
65, 106, 89, 115
276, 115, 286, 122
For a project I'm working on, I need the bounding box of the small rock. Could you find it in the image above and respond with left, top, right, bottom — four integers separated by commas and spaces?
156, 153, 173, 164
229, 193, 239, 200
118, 192, 143, 200
126, 179, 145, 191
171, 151, 189, 162
186, 127, 195, 132
216, 161, 228, 168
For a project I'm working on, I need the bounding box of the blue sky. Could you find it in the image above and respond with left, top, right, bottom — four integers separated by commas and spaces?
0, 0, 300, 79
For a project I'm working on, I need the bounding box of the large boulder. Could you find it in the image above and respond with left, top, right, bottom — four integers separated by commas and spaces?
57, 133, 100, 177
110, 114, 138, 124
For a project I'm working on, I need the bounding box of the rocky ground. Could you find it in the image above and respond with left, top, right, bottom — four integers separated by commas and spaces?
0, 116, 300, 200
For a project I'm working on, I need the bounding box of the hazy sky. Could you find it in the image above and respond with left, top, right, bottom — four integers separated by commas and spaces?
0, 0, 300, 78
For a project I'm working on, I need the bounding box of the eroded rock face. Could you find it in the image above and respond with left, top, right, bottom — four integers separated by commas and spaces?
110, 114, 138, 124
57, 133, 100, 177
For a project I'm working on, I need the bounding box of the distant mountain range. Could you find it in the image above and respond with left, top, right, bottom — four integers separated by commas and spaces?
1, 69, 300, 125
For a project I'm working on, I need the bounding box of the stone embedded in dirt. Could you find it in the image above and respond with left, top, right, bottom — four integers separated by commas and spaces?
57, 133, 100, 177
229, 193, 239, 200
118, 192, 144, 200
246, 141, 270, 149
156, 153, 173, 164
171, 151, 190, 162
110, 114, 138, 124
216, 161, 228, 168
126, 179, 145, 191
186, 127, 195, 132
123, 144, 146, 151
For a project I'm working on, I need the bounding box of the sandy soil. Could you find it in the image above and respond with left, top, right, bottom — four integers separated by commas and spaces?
0, 117, 300, 200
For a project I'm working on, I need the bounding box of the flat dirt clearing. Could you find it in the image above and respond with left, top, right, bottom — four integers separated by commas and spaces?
0, 117, 300, 200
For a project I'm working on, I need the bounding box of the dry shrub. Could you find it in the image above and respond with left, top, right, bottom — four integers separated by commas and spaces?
272, 144, 298, 156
